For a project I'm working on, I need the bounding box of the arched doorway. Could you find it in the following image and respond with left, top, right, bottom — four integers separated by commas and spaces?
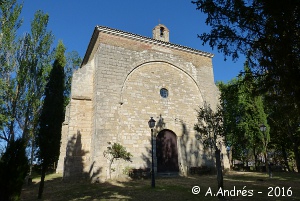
156, 129, 179, 172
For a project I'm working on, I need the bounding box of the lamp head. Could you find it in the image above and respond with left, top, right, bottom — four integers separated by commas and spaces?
260, 124, 267, 132
148, 117, 156, 129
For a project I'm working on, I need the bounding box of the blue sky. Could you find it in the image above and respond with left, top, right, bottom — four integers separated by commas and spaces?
18, 0, 244, 83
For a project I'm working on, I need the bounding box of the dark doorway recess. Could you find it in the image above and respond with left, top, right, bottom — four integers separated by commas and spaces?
156, 129, 179, 172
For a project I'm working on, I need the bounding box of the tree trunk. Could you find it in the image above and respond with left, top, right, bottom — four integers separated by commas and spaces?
282, 146, 291, 172
253, 146, 257, 171
9, 121, 15, 142
215, 149, 224, 200
38, 165, 46, 199
29, 138, 34, 176
109, 158, 114, 179
264, 152, 268, 173
292, 143, 300, 172
230, 146, 234, 168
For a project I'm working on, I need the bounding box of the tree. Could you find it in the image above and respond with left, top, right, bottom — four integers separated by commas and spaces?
194, 102, 225, 200
0, 6, 54, 147
192, 0, 300, 171
265, 92, 300, 171
218, 79, 245, 164
0, 0, 18, 130
20, 10, 54, 176
36, 41, 65, 199
239, 66, 269, 170
0, 138, 29, 201
0, 3, 54, 178
20, 10, 54, 139
103, 142, 132, 179
218, 64, 269, 170
0, 2, 55, 199
0, 0, 24, 143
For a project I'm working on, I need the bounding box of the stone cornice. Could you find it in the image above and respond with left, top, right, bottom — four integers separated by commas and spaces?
96, 25, 214, 57
82, 25, 214, 66
72, 95, 92, 101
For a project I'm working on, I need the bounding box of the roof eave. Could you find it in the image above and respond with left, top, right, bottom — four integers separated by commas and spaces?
81, 27, 99, 67
81, 25, 214, 67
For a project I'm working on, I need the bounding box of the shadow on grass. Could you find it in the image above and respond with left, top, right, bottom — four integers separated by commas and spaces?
21, 171, 300, 201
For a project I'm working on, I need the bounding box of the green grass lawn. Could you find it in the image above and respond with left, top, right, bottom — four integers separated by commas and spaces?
21, 171, 300, 201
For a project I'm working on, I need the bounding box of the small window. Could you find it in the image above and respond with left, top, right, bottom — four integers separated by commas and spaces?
160, 88, 168, 98
160, 27, 164, 37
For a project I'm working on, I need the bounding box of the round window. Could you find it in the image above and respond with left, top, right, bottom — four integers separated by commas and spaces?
160, 88, 168, 98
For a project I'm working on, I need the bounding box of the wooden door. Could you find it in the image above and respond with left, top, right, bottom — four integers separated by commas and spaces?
156, 130, 179, 172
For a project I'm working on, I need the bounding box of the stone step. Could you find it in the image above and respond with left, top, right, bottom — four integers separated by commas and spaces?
157, 172, 179, 177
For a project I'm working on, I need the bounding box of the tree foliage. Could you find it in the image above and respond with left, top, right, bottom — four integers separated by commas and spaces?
192, 0, 300, 75
218, 64, 269, 168
194, 103, 224, 148
36, 41, 65, 199
37, 41, 66, 166
192, 0, 300, 137
0, 4, 54, 144
21, 10, 54, 141
0, 0, 23, 142
264, 87, 300, 171
265, 98, 296, 171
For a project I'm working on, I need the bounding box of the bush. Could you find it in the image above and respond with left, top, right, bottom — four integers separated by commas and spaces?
128, 168, 150, 179
189, 166, 212, 175
0, 139, 29, 201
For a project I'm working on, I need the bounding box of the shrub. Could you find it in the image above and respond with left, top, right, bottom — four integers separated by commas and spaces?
0, 139, 29, 201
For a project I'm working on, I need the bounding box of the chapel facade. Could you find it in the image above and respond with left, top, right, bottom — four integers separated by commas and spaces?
56, 24, 229, 181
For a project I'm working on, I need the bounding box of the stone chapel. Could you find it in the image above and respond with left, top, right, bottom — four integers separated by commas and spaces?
56, 24, 230, 181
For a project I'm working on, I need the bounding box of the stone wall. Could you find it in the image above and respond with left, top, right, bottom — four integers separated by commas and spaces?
58, 60, 94, 179
90, 32, 227, 181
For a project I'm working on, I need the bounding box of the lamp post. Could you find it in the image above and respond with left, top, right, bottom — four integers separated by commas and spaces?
148, 117, 156, 188
259, 124, 270, 177
259, 124, 267, 157
226, 146, 231, 167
